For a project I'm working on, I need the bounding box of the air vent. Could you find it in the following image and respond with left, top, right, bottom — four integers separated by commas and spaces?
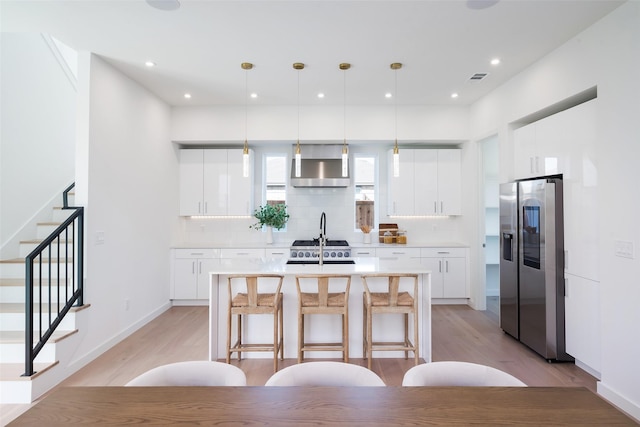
469, 72, 489, 82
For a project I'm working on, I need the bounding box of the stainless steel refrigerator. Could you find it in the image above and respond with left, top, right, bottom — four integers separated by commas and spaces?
499, 176, 573, 361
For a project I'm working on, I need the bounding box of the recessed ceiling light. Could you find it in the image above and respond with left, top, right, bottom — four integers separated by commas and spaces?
146, 0, 180, 11
145, 61, 156, 67
317, 93, 325, 98
250, 93, 258, 98
491, 58, 501, 66
184, 93, 191, 99
385, 93, 393, 99
451, 93, 459, 99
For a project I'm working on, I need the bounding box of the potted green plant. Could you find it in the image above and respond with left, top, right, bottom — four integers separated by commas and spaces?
250, 203, 289, 244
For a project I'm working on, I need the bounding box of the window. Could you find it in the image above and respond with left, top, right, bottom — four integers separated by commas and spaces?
265, 154, 287, 206
354, 155, 376, 230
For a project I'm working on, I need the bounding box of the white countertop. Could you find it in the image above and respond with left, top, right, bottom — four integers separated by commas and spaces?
206, 257, 431, 275
173, 242, 468, 250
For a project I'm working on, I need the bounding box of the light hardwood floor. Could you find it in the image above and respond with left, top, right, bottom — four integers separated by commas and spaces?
1, 304, 597, 425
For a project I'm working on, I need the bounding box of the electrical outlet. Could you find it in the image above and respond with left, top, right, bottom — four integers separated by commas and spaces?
95, 231, 105, 245
614, 240, 634, 259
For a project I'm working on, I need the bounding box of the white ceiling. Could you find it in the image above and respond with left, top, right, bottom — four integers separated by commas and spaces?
1, 0, 624, 107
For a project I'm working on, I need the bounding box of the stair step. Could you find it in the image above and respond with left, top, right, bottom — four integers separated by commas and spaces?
52, 207, 74, 222
0, 329, 78, 344
0, 302, 88, 314
36, 223, 65, 239
0, 258, 74, 279
0, 362, 59, 381
0, 303, 88, 331
0, 330, 78, 363
0, 279, 76, 304
19, 240, 75, 258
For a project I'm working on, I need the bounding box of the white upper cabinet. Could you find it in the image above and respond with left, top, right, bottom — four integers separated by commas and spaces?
179, 148, 253, 216
179, 149, 206, 216
434, 149, 462, 215
513, 99, 598, 280
388, 148, 461, 216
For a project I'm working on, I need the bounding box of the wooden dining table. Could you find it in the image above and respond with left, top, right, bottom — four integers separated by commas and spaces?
9, 385, 638, 426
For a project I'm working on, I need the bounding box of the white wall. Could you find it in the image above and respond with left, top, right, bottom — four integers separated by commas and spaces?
68, 53, 180, 370
469, 1, 640, 418
0, 33, 76, 256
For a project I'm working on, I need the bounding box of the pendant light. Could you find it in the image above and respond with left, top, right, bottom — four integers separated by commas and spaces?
340, 63, 351, 177
293, 63, 304, 177
241, 62, 253, 178
391, 62, 402, 177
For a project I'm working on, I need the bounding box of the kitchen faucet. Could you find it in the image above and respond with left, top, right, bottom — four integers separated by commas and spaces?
319, 212, 326, 265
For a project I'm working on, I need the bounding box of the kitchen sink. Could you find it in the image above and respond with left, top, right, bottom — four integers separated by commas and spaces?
286, 260, 355, 265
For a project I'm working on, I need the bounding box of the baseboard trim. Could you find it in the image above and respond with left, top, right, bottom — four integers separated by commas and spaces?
597, 382, 640, 423
66, 302, 172, 373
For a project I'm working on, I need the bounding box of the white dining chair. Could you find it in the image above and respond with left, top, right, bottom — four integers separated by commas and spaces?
125, 360, 247, 386
265, 361, 385, 386
402, 361, 526, 387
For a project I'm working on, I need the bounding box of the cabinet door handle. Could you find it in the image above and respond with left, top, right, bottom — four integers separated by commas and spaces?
564, 250, 568, 270
434, 201, 437, 214
192, 261, 195, 274
441, 201, 443, 213
438, 260, 442, 273
198, 261, 202, 274
437, 251, 450, 254
357, 252, 371, 255
445, 260, 449, 273
190, 252, 204, 256
204, 202, 208, 214
535, 156, 540, 173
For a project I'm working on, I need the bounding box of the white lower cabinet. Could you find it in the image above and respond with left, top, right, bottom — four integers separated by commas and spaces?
421, 248, 468, 299
172, 249, 220, 300
565, 273, 601, 375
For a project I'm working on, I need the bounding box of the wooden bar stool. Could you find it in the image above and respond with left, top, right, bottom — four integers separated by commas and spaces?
226, 274, 284, 372
295, 274, 351, 363
361, 273, 419, 370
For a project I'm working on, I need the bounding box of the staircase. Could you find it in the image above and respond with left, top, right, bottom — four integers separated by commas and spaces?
0, 193, 87, 404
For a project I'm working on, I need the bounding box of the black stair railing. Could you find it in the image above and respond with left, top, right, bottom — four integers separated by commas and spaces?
23, 183, 84, 377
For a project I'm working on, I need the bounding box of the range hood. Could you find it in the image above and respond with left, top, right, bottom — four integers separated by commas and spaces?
290, 144, 350, 188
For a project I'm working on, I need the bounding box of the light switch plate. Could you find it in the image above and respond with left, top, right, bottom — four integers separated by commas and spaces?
614, 240, 634, 259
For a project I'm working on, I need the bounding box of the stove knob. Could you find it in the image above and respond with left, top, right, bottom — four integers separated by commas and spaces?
298, 251, 304, 258
291, 251, 297, 258
312, 252, 318, 258
337, 252, 343, 257
345, 251, 350, 258
330, 252, 336, 258
305, 252, 311, 257
324, 251, 329, 258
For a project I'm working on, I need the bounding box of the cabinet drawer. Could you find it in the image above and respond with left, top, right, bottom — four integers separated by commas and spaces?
376, 247, 421, 258
265, 248, 288, 259
352, 248, 376, 257
420, 247, 467, 258
220, 248, 266, 258
174, 249, 219, 259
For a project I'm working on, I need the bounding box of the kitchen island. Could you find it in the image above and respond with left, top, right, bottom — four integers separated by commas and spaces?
207, 257, 432, 361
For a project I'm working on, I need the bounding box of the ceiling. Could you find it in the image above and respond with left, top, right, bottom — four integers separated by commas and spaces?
1, 0, 624, 107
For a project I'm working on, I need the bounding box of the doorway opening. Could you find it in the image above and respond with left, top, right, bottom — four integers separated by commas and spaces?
479, 135, 500, 321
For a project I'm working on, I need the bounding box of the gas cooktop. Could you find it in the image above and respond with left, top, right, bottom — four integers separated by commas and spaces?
292, 239, 349, 247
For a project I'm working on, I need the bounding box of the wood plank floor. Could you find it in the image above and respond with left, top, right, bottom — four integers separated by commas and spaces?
1, 304, 597, 425
57, 304, 597, 389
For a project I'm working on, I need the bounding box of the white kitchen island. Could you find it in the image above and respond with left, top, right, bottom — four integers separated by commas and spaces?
207, 257, 432, 362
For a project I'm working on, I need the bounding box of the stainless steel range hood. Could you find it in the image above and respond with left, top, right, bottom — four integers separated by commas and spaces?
290, 144, 350, 188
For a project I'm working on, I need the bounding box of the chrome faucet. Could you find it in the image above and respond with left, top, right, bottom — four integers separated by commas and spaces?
319, 212, 327, 265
